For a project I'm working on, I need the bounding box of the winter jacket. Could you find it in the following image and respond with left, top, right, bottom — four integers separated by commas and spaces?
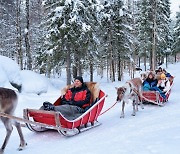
143, 78, 158, 89
61, 84, 91, 109
157, 78, 171, 93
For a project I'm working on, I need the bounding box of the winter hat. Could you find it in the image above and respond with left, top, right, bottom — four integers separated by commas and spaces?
160, 73, 166, 80
74, 76, 84, 83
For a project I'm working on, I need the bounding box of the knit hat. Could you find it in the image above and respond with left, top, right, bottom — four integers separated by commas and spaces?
74, 76, 84, 83
160, 73, 166, 79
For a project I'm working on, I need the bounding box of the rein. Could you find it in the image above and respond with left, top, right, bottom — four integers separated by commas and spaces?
99, 101, 118, 116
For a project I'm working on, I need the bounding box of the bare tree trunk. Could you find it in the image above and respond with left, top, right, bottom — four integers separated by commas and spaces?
25, 0, 32, 70
138, 57, 141, 67
117, 56, 122, 81
151, 0, 157, 71
66, 50, 71, 85
90, 61, 93, 82
112, 59, 115, 81
109, 31, 115, 82
174, 53, 177, 63
16, 0, 23, 70
106, 56, 109, 82
78, 60, 82, 76
74, 51, 82, 77
100, 61, 104, 79
72, 65, 77, 79
144, 54, 147, 71
46, 54, 51, 78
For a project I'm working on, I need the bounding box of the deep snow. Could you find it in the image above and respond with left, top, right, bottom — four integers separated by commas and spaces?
0, 56, 180, 154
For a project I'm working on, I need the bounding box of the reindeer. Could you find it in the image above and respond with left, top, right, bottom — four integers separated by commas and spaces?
0, 88, 27, 154
116, 78, 144, 118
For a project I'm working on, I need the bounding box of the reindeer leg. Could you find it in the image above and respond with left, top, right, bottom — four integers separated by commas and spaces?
132, 99, 136, 116
0, 118, 13, 153
14, 121, 27, 151
120, 101, 125, 118
138, 96, 144, 109
138, 88, 144, 109
135, 95, 139, 111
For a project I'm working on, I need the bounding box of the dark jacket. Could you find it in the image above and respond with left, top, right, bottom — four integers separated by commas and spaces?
61, 84, 91, 109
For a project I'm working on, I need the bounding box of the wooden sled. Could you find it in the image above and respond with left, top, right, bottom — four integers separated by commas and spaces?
142, 76, 174, 106
23, 82, 107, 136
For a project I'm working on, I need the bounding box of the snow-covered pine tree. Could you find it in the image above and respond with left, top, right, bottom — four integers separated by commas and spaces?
24, 0, 32, 70
172, 7, 180, 62
29, 0, 45, 72
156, 0, 172, 65
0, 1, 17, 58
15, 0, 23, 70
100, 0, 134, 81
43, 0, 99, 83
137, 0, 171, 70
136, 0, 151, 70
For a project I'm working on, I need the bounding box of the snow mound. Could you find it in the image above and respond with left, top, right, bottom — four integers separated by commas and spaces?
0, 55, 22, 89
20, 70, 50, 95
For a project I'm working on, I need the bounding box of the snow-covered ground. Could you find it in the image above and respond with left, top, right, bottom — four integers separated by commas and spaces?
0, 55, 180, 154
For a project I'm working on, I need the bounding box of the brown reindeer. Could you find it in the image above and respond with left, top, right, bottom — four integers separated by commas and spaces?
116, 78, 144, 118
0, 88, 27, 154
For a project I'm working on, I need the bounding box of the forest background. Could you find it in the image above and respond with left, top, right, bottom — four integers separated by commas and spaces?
0, 0, 180, 84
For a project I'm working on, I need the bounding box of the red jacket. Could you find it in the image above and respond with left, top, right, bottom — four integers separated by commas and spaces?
62, 84, 91, 109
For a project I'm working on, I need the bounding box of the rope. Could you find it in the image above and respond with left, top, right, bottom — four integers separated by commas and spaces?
99, 101, 118, 116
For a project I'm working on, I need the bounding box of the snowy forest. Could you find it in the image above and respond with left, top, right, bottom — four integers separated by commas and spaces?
0, 0, 180, 84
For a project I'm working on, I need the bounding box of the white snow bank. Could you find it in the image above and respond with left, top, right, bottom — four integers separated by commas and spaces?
0, 55, 22, 89
20, 70, 52, 95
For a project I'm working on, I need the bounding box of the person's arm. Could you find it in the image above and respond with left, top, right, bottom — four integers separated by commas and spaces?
61, 89, 72, 105
163, 80, 171, 92
157, 80, 162, 87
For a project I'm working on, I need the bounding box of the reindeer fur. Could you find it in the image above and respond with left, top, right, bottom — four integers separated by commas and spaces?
116, 78, 144, 118
0, 88, 26, 154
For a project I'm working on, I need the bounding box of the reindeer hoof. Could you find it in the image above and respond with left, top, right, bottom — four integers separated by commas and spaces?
18, 142, 27, 151
0, 149, 4, 154
120, 115, 124, 118
131, 113, 136, 116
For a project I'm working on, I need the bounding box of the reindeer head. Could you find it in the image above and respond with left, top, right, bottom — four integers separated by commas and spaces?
115, 87, 127, 102
140, 73, 147, 82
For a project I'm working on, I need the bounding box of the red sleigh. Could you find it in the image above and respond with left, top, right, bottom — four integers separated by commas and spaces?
142, 76, 174, 106
23, 82, 106, 136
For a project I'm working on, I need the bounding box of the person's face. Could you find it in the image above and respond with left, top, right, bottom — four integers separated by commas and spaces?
74, 79, 82, 88
148, 74, 153, 79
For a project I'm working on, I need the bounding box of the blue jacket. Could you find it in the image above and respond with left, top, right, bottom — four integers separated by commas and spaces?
143, 78, 158, 89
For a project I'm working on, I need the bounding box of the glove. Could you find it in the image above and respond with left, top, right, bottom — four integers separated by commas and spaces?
43, 102, 55, 111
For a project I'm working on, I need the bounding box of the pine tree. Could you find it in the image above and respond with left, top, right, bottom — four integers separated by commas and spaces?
156, 0, 172, 65
100, 0, 133, 81
138, 0, 171, 70
173, 7, 180, 62
43, 0, 99, 83
0, 1, 17, 58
